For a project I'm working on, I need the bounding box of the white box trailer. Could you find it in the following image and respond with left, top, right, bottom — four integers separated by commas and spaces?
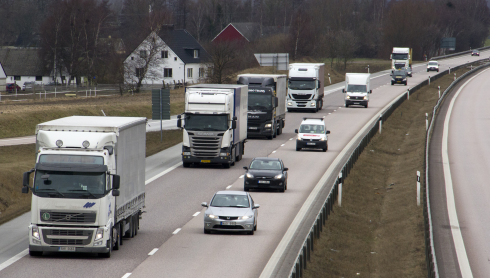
287, 63, 325, 112
342, 73, 372, 108
237, 74, 287, 139
178, 84, 248, 168
22, 116, 146, 258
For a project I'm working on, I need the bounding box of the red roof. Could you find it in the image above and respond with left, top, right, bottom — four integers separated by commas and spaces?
212, 23, 250, 43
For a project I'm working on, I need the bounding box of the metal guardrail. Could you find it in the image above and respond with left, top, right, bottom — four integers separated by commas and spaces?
430, 46, 490, 61
287, 59, 489, 278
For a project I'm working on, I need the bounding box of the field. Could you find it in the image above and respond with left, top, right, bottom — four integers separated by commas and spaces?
303, 65, 477, 277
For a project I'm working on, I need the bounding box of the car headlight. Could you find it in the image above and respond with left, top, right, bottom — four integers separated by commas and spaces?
274, 174, 283, 179
320, 137, 327, 141
246, 173, 254, 178
403, 78, 406, 81
297, 135, 302, 141
206, 214, 219, 219
32, 226, 40, 240
363, 96, 367, 100
95, 228, 104, 241
264, 123, 272, 128
346, 96, 350, 99
241, 215, 253, 220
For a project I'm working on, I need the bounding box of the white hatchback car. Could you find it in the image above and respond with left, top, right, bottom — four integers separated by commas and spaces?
427, 61, 439, 72
295, 117, 330, 152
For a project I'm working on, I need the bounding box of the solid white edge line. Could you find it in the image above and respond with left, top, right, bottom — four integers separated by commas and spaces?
121, 273, 132, 278
259, 77, 425, 278
148, 248, 159, 256
239, 175, 244, 179
281, 144, 285, 147
441, 69, 490, 277
145, 162, 182, 185
193, 212, 200, 217
0, 249, 28, 272
172, 228, 181, 235
272, 151, 276, 153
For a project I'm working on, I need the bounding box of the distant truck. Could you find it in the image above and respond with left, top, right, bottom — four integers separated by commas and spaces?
237, 74, 287, 139
342, 73, 372, 108
22, 116, 147, 258
391, 47, 412, 70
287, 63, 325, 112
177, 84, 248, 168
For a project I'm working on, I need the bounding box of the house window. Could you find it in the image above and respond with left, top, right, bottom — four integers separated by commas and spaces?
136, 68, 144, 78
36, 76, 42, 81
194, 50, 199, 58
187, 68, 193, 78
161, 51, 168, 58
131, 56, 134, 60
164, 68, 172, 78
174, 57, 177, 61
14, 76, 21, 80
61, 76, 66, 81
140, 50, 147, 58
199, 68, 205, 78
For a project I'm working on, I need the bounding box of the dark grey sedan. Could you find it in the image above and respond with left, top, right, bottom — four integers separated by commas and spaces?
243, 157, 288, 192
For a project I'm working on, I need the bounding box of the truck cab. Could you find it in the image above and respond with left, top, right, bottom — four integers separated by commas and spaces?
342, 73, 372, 108
287, 63, 325, 112
391, 47, 412, 70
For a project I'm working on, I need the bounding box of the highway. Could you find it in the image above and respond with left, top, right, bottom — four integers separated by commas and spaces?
0, 52, 487, 278
429, 66, 490, 277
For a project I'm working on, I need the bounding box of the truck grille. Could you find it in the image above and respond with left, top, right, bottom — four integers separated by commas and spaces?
50, 230, 85, 236
42, 229, 93, 245
40, 210, 96, 223
349, 96, 364, 100
190, 136, 222, 157
292, 94, 312, 100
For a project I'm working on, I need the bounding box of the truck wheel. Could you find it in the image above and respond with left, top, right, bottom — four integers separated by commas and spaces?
277, 123, 283, 135
29, 250, 43, 257
114, 224, 121, 250
365, 103, 368, 108
345, 103, 349, 108
272, 125, 277, 138
183, 162, 190, 168
134, 214, 139, 236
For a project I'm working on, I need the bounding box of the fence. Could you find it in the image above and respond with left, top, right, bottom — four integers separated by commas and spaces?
286, 59, 489, 278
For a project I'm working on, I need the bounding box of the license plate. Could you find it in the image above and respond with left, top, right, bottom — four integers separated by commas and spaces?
307, 142, 316, 145
396, 76, 402, 78
248, 127, 258, 129
354, 102, 360, 104
258, 180, 270, 184
59, 246, 76, 252
397, 81, 402, 83
220, 221, 236, 225
201, 160, 211, 163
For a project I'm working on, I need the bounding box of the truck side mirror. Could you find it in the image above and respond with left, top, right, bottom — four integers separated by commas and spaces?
390, 54, 392, 59
326, 130, 330, 134
233, 116, 237, 120
317, 81, 321, 88
22, 187, 29, 194
231, 120, 237, 130
177, 119, 182, 128
112, 189, 120, 196
370, 90, 372, 94
295, 129, 298, 133
274, 97, 278, 107
23, 171, 31, 187
113, 175, 120, 190
342, 89, 345, 93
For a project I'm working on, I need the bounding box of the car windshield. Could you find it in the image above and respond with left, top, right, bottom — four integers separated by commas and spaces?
392, 53, 408, 60
248, 93, 272, 110
472, 50, 478, 53
288, 80, 316, 90
249, 160, 282, 170
428, 62, 438, 66
393, 71, 406, 76
211, 194, 250, 207
184, 114, 228, 131
347, 85, 367, 92
299, 124, 325, 134
33, 170, 107, 198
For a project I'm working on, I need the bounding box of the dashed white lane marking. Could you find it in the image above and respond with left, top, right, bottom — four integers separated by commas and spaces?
281, 144, 285, 146
226, 185, 232, 190
289, 138, 293, 140
172, 228, 181, 235
122, 274, 132, 278
148, 248, 159, 256
193, 212, 201, 216
0, 249, 28, 272
328, 113, 332, 115
334, 110, 336, 111
272, 151, 276, 153
145, 162, 182, 185
239, 175, 244, 179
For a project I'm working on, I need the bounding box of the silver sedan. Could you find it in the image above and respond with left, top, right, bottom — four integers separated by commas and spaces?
201, 191, 259, 235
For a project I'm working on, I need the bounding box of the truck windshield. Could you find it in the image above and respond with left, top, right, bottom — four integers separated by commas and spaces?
392, 53, 408, 60
33, 171, 106, 198
347, 85, 367, 92
248, 93, 272, 110
288, 80, 316, 90
184, 114, 228, 131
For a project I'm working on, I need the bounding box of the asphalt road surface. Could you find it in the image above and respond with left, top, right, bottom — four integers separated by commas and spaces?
0, 53, 487, 278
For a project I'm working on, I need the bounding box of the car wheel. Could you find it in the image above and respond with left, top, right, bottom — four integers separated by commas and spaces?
279, 185, 285, 192
204, 228, 211, 234
345, 103, 348, 108
427, 69, 429, 72
254, 223, 257, 231
391, 81, 394, 85
113, 224, 121, 250
404, 82, 407, 86
248, 229, 254, 235
365, 103, 368, 108
437, 69, 439, 72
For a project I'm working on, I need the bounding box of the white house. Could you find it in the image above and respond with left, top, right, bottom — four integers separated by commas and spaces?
124, 29, 209, 87
0, 62, 6, 87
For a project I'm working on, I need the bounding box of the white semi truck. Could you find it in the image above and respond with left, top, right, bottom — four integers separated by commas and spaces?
177, 84, 248, 168
342, 73, 372, 108
391, 47, 412, 70
22, 116, 146, 258
237, 74, 287, 139
287, 63, 325, 112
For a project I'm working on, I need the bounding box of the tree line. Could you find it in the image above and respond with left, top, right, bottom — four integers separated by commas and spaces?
0, 0, 488, 85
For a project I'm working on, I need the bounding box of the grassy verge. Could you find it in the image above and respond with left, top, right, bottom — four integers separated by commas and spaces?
0, 130, 183, 225
304, 65, 478, 277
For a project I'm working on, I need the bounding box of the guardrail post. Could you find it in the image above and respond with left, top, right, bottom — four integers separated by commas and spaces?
407, 88, 410, 100
438, 86, 441, 98
379, 114, 383, 134
449, 66, 451, 74
338, 172, 343, 207
328, 73, 331, 84
417, 171, 421, 206
428, 76, 430, 85
426, 113, 428, 131
454, 73, 456, 81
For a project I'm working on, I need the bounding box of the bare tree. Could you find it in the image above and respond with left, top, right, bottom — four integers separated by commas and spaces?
205, 40, 240, 84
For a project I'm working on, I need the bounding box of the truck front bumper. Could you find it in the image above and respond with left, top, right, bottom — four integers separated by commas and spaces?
182, 155, 230, 164
29, 244, 109, 253
287, 99, 317, 110
247, 123, 273, 137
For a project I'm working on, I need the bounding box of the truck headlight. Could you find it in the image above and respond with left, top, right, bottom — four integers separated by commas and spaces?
346, 96, 350, 99
310, 102, 316, 106
274, 174, 283, 179
363, 96, 367, 100
220, 152, 229, 156
287, 102, 292, 106
183, 152, 191, 155
95, 228, 104, 241
246, 173, 254, 178
32, 226, 40, 240
264, 123, 272, 128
